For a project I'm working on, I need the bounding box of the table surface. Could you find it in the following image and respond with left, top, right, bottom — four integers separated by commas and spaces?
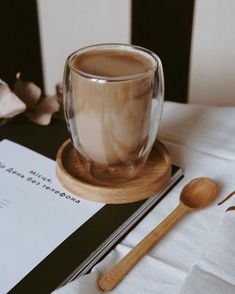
1, 102, 235, 294
52, 101, 235, 294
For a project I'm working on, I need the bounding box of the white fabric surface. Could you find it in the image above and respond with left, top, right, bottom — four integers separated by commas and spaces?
178, 208, 235, 294
53, 102, 235, 294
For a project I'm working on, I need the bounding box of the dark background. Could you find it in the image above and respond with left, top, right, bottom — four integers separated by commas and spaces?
132, 0, 195, 103
0, 0, 194, 102
0, 0, 44, 89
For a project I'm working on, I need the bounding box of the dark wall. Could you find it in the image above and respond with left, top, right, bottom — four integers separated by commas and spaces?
132, 0, 195, 103
0, 0, 44, 90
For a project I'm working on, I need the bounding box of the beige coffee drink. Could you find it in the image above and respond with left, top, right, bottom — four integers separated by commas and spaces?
64, 44, 164, 184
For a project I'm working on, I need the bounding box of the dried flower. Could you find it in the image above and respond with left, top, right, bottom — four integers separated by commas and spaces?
0, 80, 26, 118
26, 95, 60, 125
13, 72, 41, 108
0, 75, 63, 125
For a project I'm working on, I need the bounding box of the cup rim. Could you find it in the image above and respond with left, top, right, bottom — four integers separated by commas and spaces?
67, 43, 159, 81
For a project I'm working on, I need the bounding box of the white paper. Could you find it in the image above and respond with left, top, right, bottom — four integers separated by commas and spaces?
0, 140, 104, 293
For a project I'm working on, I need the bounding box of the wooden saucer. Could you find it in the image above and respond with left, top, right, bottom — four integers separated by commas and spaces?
56, 139, 172, 204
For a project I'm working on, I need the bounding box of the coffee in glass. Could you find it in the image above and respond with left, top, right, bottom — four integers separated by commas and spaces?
63, 43, 164, 185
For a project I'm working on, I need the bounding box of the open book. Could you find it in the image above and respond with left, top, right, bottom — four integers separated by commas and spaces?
0, 140, 183, 293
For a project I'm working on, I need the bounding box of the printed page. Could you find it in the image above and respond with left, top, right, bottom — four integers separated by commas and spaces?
0, 140, 104, 293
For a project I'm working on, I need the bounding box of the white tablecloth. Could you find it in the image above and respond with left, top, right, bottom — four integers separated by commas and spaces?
53, 102, 235, 294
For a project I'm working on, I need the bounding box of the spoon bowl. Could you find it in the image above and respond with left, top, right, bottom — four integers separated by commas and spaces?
180, 177, 219, 210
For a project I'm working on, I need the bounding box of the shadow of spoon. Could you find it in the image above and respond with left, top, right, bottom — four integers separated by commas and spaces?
98, 177, 219, 292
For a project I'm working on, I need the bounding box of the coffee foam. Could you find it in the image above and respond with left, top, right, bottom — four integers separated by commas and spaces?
71, 47, 156, 78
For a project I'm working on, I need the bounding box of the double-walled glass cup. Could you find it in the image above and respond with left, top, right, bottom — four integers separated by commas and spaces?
63, 43, 164, 185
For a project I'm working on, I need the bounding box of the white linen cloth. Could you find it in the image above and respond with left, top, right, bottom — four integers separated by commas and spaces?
53, 102, 235, 294
178, 208, 235, 294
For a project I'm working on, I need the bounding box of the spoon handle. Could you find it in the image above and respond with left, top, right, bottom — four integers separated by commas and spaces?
98, 202, 189, 292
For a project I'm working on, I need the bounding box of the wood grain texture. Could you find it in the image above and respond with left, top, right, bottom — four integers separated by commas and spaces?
98, 203, 188, 291
56, 139, 171, 204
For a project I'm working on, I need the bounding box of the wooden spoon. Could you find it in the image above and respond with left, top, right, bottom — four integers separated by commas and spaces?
98, 177, 219, 292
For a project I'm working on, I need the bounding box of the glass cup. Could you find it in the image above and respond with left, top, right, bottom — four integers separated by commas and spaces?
63, 43, 164, 185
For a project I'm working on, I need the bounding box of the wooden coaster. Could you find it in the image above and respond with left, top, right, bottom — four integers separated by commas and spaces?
56, 139, 172, 204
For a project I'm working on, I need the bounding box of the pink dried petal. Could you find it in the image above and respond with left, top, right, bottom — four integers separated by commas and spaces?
36, 96, 60, 113
26, 111, 52, 125
13, 73, 41, 108
0, 83, 26, 118
56, 83, 63, 98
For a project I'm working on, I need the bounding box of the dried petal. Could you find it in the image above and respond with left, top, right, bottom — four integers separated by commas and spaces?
54, 83, 64, 119
0, 79, 7, 85
13, 73, 41, 108
0, 83, 26, 118
36, 95, 60, 113
26, 111, 52, 126
56, 83, 63, 99
25, 95, 60, 125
